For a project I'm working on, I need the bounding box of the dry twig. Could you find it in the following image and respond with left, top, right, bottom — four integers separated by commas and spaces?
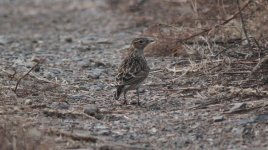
45, 128, 154, 150
223, 71, 251, 75
45, 128, 98, 143
224, 104, 266, 114
251, 55, 268, 75
14, 61, 41, 93
236, 0, 251, 45
178, 0, 251, 42
159, 87, 202, 91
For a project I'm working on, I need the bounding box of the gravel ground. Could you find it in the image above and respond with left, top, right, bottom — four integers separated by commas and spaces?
0, 0, 267, 150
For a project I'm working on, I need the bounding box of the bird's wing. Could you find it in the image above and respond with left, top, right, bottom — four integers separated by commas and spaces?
116, 52, 149, 86
116, 70, 148, 85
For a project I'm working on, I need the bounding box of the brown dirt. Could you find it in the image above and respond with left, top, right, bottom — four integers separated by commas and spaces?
0, 0, 267, 150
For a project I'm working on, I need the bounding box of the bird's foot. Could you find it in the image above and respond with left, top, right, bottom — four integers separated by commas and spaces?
123, 99, 128, 105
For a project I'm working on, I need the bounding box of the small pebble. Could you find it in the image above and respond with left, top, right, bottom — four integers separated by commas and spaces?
51, 102, 69, 110
96, 38, 112, 44
96, 130, 111, 136
95, 114, 103, 120
70, 94, 84, 100
84, 104, 99, 116
213, 116, 224, 122
64, 37, 73, 43
87, 68, 105, 79
149, 127, 157, 134
0, 36, 8, 45
25, 99, 33, 105
229, 102, 246, 113
94, 61, 106, 67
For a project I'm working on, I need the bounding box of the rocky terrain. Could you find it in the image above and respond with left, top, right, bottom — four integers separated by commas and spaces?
0, 0, 267, 150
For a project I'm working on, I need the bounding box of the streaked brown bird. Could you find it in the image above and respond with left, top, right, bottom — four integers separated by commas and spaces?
114, 37, 153, 105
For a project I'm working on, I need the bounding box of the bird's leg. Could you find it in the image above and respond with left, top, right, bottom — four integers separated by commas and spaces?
123, 90, 127, 105
136, 88, 140, 106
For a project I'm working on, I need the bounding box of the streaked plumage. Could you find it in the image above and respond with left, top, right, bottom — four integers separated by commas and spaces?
114, 37, 153, 105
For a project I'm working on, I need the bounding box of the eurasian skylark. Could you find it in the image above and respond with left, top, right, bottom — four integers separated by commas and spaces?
114, 37, 153, 105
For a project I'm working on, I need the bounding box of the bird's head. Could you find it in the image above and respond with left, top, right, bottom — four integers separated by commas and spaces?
131, 37, 154, 50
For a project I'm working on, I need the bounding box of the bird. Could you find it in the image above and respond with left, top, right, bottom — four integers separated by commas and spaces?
114, 37, 153, 105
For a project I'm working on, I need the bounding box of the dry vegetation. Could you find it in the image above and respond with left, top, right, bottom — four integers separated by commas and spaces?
0, 0, 268, 150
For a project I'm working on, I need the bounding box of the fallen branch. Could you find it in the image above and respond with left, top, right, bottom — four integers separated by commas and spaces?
14, 61, 40, 93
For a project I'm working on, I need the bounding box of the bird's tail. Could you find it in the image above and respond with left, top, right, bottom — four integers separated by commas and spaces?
114, 85, 124, 100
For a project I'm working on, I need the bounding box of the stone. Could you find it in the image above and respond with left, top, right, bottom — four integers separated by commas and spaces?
229, 103, 246, 113
0, 36, 8, 45
24, 99, 33, 105
51, 102, 70, 110
70, 94, 84, 100
87, 68, 105, 79
213, 116, 224, 122
64, 37, 73, 43
84, 104, 99, 116
149, 127, 157, 134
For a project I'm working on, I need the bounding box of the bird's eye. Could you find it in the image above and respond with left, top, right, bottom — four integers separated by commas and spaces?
139, 40, 144, 44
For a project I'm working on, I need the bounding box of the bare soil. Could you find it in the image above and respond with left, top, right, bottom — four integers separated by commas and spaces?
0, 0, 267, 150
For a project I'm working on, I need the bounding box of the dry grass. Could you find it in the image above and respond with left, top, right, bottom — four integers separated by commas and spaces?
0, 0, 268, 149
106, 0, 268, 58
